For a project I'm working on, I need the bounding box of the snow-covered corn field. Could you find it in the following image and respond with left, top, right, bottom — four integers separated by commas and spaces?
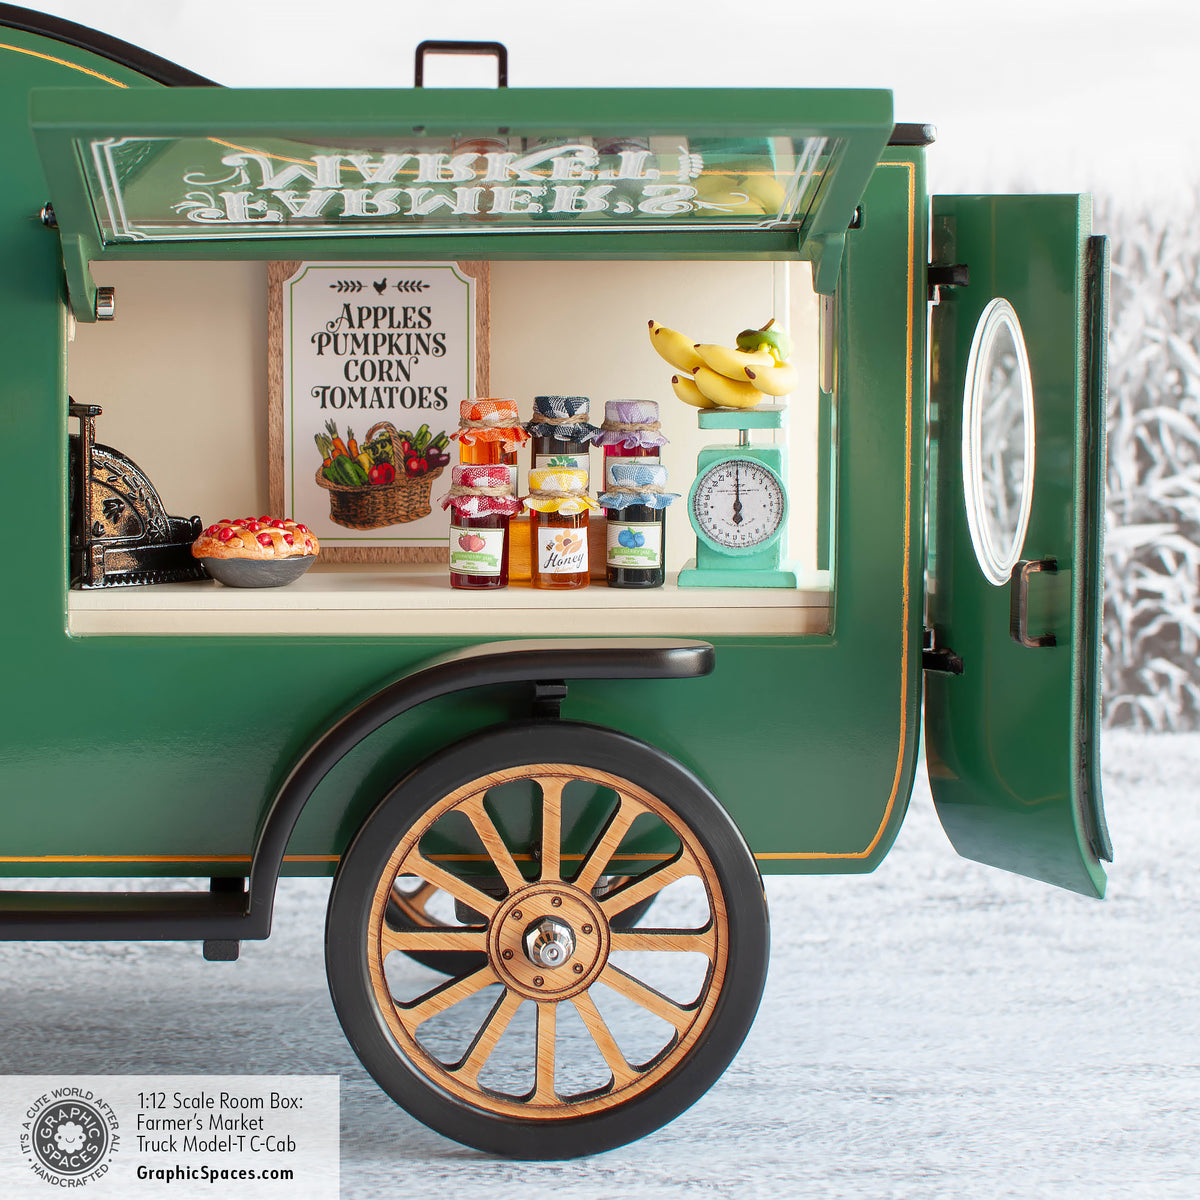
1102, 195, 1200, 729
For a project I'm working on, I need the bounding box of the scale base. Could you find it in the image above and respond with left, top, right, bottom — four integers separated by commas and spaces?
677, 559, 805, 589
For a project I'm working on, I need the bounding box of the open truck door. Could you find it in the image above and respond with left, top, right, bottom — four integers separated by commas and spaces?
925, 195, 1112, 897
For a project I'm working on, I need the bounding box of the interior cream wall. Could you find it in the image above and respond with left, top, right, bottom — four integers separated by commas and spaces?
69, 261, 270, 523
69, 259, 818, 572
490, 260, 818, 570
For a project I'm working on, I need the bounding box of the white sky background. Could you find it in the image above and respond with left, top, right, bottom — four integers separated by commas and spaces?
21, 0, 1200, 208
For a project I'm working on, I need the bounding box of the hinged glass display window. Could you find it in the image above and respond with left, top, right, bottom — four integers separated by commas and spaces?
32, 87, 892, 318
85, 131, 841, 242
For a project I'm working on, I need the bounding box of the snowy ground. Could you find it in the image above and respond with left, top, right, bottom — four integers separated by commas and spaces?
2, 730, 1197, 1198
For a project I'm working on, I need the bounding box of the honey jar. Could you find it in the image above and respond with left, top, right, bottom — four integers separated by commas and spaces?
524, 467, 600, 590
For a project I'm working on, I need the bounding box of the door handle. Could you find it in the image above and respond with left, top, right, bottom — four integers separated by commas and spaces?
1009, 558, 1057, 648
414, 40, 508, 88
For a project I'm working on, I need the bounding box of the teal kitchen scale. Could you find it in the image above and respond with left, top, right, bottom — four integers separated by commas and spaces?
678, 404, 803, 588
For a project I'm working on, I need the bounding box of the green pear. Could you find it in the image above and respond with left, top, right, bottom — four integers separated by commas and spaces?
735, 319, 792, 364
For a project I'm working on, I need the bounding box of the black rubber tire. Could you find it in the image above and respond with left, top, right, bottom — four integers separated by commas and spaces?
325, 720, 769, 1160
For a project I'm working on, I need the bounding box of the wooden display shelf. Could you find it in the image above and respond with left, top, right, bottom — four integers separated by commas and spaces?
67, 563, 832, 637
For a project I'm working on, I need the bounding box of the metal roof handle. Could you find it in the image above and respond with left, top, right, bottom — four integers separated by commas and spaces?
414, 40, 508, 87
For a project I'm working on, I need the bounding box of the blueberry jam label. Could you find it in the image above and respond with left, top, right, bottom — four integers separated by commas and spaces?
607, 522, 662, 568
537, 527, 588, 575
450, 525, 505, 576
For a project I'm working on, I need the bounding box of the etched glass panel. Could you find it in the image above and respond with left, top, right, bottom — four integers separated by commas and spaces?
79, 132, 836, 243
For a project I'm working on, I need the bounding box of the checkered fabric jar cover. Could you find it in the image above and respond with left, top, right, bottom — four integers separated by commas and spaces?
597, 461, 678, 511
525, 467, 601, 515
450, 398, 530, 452
525, 395, 598, 444
591, 399, 669, 449
440, 463, 523, 518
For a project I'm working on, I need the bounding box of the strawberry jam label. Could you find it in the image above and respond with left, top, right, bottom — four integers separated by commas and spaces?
450, 525, 505, 576
606, 522, 662, 567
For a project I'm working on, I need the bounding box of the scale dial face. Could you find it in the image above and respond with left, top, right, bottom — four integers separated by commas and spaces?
690, 457, 787, 553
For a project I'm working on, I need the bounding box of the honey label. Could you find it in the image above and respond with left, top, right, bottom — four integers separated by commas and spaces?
449, 525, 505, 576
537, 527, 588, 575
606, 521, 662, 568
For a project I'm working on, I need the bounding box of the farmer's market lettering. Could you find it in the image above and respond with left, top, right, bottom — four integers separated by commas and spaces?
181, 145, 699, 226
198, 183, 694, 223
226, 146, 664, 189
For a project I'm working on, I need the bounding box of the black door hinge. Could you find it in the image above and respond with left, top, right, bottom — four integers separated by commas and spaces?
922, 629, 963, 675
928, 263, 969, 302
531, 680, 568, 720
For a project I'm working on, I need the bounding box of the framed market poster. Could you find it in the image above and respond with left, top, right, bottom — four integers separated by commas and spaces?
268, 261, 489, 562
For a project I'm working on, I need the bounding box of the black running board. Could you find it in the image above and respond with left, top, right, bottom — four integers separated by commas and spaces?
0, 888, 258, 943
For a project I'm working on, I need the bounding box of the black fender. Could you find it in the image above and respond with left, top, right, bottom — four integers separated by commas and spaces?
243, 638, 715, 936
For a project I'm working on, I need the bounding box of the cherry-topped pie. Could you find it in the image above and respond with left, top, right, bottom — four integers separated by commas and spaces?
192, 516, 319, 560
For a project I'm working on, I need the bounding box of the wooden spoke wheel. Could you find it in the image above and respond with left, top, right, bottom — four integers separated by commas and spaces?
326, 722, 769, 1159
385, 874, 658, 978
384, 876, 490, 979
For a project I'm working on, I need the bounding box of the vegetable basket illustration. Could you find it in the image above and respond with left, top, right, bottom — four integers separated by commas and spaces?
315, 420, 449, 529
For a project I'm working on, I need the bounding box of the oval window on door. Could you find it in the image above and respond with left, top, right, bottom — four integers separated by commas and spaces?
961, 297, 1036, 586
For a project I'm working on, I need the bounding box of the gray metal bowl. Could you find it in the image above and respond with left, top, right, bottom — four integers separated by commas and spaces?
199, 555, 316, 588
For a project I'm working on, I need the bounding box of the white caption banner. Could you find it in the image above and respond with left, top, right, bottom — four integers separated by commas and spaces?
0, 1076, 338, 1198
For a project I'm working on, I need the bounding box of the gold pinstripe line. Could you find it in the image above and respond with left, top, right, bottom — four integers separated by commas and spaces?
207, 137, 314, 166
0, 855, 335, 865
758, 159, 917, 861
0, 852, 668, 866
0, 46, 313, 175
0, 42, 128, 87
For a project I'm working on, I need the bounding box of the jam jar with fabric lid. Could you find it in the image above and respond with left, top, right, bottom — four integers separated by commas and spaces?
440, 464, 523, 590
598, 461, 678, 589
592, 400, 668, 491
450, 398, 528, 492
524, 467, 600, 590
526, 395, 597, 487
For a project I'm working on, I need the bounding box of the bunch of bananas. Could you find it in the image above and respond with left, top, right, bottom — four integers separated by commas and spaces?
648, 319, 799, 410
692, 171, 788, 216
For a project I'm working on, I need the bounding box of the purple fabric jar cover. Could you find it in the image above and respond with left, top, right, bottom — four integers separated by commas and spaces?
592, 399, 669, 449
